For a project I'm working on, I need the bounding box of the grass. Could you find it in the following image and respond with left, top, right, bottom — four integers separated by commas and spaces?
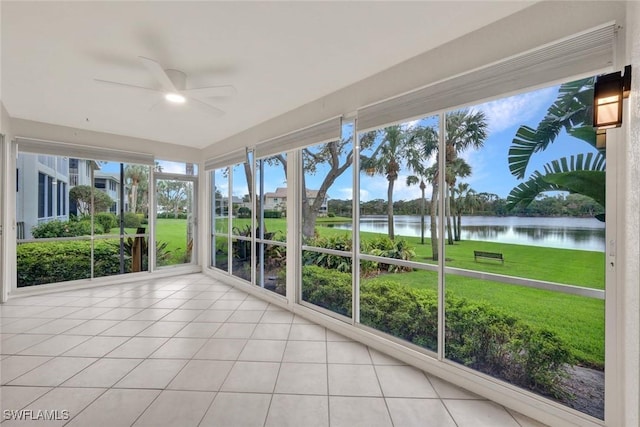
188, 217, 607, 367
126, 218, 190, 264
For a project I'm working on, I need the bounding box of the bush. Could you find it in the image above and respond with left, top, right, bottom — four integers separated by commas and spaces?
31, 219, 103, 238
327, 213, 336, 218
301, 265, 573, 398
238, 207, 251, 218
303, 235, 415, 275
263, 210, 282, 218
17, 240, 123, 286
123, 212, 141, 228
95, 212, 118, 233
157, 212, 188, 219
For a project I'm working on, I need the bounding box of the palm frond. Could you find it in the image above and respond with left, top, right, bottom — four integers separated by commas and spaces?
508, 77, 595, 179
506, 152, 605, 210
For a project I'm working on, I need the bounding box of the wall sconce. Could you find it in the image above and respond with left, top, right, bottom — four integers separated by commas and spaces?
594, 65, 632, 148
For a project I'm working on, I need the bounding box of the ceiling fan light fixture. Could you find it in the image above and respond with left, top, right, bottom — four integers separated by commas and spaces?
165, 92, 186, 103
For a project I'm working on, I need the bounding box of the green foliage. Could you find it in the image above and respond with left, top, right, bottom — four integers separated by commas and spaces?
327, 212, 336, 218
302, 266, 573, 398
263, 210, 282, 218
69, 185, 115, 215
237, 207, 251, 218
95, 212, 117, 233
301, 266, 352, 317
157, 212, 188, 219
123, 212, 141, 228
17, 240, 119, 286
31, 219, 103, 238
303, 234, 414, 275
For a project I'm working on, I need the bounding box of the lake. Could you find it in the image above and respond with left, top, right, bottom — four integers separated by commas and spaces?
327, 215, 605, 251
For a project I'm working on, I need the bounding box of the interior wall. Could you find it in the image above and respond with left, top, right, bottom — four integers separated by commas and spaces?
202, 1, 627, 158
1, 102, 13, 302
10, 118, 202, 164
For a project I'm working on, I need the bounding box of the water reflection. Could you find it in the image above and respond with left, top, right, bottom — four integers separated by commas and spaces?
327, 215, 605, 251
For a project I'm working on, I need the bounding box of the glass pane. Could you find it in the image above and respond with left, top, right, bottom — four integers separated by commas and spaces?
212, 235, 229, 273
212, 168, 229, 234
301, 250, 352, 319
302, 124, 353, 244
444, 275, 604, 419
156, 178, 195, 267
231, 162, 252, 232
258, 155, 287, 239
256, 243, 286, 296
231, 237, 251, 282
155, 160, 198, 176
359, 264, 437, 352
358, 116, 439, 265
443, 77, 604, 419
17, 240, 91, 287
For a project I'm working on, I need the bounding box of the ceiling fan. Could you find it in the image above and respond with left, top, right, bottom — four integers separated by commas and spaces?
95, 56, 236, 115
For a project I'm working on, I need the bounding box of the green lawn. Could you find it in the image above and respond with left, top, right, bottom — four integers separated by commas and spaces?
194, 217, 606, 367
126, 218, 190, 264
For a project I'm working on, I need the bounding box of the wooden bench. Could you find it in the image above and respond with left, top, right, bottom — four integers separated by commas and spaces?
474, 250, 504, 264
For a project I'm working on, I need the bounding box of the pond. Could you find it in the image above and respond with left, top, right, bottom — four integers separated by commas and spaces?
326, 215, 605, 251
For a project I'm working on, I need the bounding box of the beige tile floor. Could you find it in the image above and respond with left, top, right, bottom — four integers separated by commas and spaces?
0, 273, 547, 426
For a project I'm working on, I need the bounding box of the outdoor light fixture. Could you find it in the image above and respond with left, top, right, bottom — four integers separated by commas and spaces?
594, 65, 632, 129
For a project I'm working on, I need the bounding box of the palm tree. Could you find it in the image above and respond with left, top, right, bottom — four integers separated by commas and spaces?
426, 110, 488, 249
361, 126, 410, 240
124, 165, 149, 214
506, 77, 605, 220
445, 157, 472, 244
405, 125, 439, 245
452, 182, 478, 241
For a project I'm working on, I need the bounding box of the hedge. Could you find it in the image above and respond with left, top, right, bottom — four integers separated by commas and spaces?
17, 240, 128, 287
302, 265, 573, 398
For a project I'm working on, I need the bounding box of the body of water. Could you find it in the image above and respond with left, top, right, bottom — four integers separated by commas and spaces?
327, 215, 605, 251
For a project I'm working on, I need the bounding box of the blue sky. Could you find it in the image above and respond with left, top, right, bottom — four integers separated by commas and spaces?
296, 82, 598, 202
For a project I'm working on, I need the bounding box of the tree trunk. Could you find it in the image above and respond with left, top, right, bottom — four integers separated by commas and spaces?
446, 185, 454, 245
456, 213, 462, 241
130, 181, 138, 213
430, 184, 438, 261
420, 185, 425, 245
387, 178, 395, 240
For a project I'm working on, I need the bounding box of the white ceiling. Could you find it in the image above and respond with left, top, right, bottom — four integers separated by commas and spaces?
1, 1, 534, 149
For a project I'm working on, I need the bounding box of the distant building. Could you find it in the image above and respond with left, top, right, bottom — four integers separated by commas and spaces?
263, 187, 328, 215
94, 172, 125, 214
16, 154, 70, 238
17, 154, 124, 238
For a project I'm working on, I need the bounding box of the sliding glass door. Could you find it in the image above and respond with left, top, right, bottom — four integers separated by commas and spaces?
155, 174, 197, 268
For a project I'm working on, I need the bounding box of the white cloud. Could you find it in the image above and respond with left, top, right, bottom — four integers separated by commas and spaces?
474, 86, 556, 134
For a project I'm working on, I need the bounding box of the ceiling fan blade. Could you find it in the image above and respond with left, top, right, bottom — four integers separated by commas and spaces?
139, 56, 177, 92
189, 97, 225, 116
181, 85, 237, 99
94, 79, 161, 94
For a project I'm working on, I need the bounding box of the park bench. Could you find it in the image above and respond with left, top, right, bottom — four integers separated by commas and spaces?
474, 250, 504, 264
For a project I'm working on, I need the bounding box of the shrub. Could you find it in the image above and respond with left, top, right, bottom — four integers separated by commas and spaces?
303, 235, 415, 275
238, 207, 251, 218
327, 213, 336, 218
95, 212, 118, 233
301, 265, 352, 317
31, 219, 104, 238
17, 240, 122, 286
263, 210, 282, 218
123, 212, 141, 228
301, 265, 573, 398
